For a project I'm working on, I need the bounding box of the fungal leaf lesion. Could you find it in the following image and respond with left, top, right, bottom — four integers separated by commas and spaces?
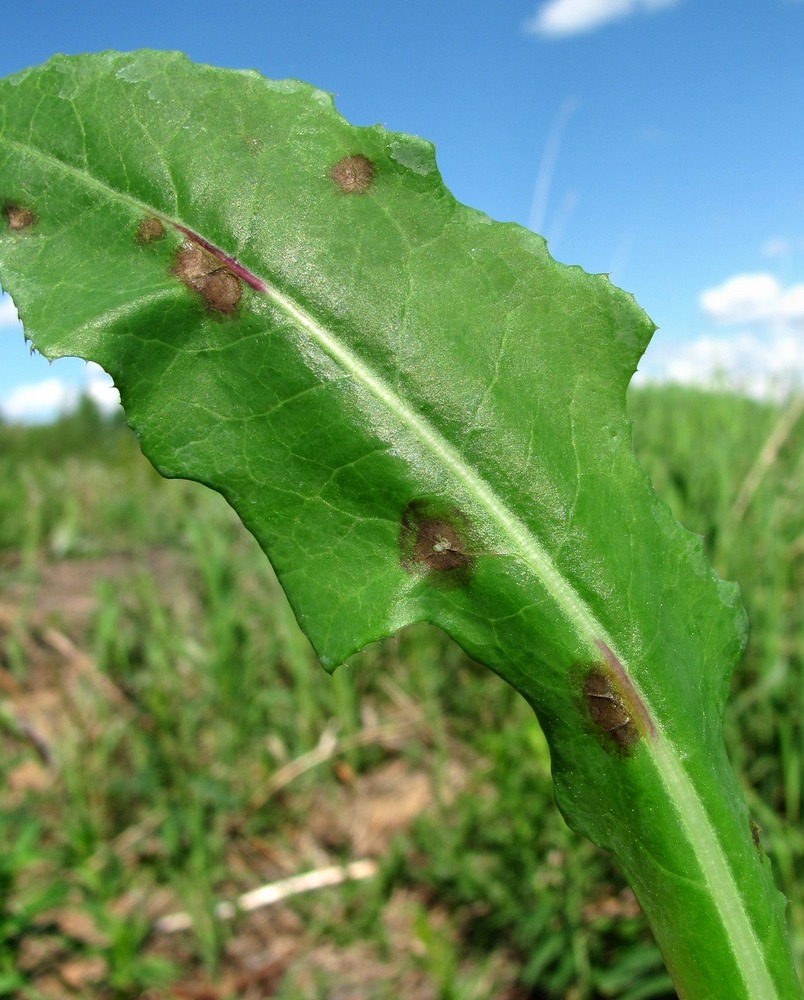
135, 216, 165, 244
750, 818, 764, 857
580, 664, 640, 755
3, 201, 36, 231
399, 499, 474, 580
331, 154, 375, 194
172, 240, 242, 315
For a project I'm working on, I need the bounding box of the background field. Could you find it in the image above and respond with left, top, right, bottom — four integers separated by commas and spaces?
1, 384, 802, 1000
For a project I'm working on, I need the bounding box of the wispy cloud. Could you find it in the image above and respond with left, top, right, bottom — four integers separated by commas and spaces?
525, 0, 680, 38
0, 363, 121, 424
761, 237, 793, 259
760, 235, 804, 260
529, 98, 579, 236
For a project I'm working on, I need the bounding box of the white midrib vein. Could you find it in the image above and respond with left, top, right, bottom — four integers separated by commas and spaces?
7, 134, 775, 996
266, 283, 773, 996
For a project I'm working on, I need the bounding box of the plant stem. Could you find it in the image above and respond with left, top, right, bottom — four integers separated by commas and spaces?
532, 688, 804, 999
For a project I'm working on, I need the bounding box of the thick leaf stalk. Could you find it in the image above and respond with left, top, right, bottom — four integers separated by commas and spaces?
0, 52, 801, 998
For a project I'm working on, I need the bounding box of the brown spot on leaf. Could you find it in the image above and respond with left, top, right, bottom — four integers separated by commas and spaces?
3, 202, 35, 231
172, 241, 242, 314
331, 154, 375, 194
135, 216, 164, 244
582, 665, 639, 755
400, 500, 473, 577
750, 818, 763, 857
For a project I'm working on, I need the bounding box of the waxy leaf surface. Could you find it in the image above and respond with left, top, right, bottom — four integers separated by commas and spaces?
1, 52, 800, 998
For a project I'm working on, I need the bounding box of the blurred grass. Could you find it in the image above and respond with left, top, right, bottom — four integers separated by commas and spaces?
0, 384, 801, 999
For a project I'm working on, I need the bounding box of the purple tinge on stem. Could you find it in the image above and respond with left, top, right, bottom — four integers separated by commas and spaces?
594, 639, 655, 739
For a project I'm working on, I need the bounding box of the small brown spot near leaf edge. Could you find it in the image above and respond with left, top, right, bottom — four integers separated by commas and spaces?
172, 241, 242, 315
331, 154, 375, 194
135, 216, 165, 244
580, 664, 640, 756
750, 818, 763, 857
400, 500, 474, 577
3, 201, 36, 231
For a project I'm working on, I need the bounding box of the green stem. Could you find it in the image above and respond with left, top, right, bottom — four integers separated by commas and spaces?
522, 685, 804, 999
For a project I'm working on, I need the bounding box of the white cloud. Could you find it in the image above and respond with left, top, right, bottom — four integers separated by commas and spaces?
85, 364, 122, 416
1, 289, 122, 423
699, 273, 804, 326
0, 363, 121, 424
636, 329, 804, 398
635, 270, 804, 397
0, 292, 21, 328
525, 0, 679, 37
0, 378, 78, 423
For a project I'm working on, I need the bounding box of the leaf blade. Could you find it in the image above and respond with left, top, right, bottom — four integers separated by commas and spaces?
1, 51, 800, 998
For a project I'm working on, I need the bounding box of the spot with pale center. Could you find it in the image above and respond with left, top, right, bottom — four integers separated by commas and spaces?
399, 500, 474, 578
3, 202, 35, 231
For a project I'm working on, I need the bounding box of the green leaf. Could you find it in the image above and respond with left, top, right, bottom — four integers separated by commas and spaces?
0, 52, 800, 998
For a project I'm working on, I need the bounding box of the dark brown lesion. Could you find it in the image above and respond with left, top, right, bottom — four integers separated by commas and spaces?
581, 665, 640, 755
399, 499, 474, 578
172, 240, 242, 315
135, 216, 165, 244
331, 154, 375, 194
3, 201, 36, 231
413, 517, 469, 572
750, 818, 763, 857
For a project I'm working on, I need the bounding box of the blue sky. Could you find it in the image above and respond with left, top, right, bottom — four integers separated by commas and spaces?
1, 0, 803, 419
